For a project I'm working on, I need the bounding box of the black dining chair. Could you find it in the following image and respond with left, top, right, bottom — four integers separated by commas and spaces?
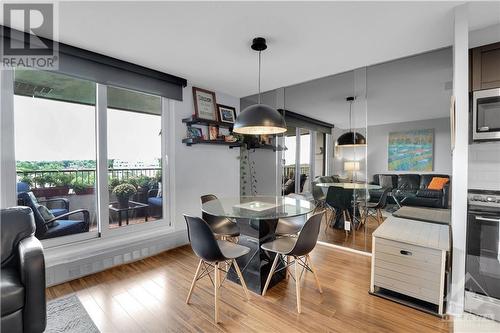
261, 212, 324, 313
184, 215, 250, 324
324, 186, 353, 235
200, 194, 240, 241
358, 187, 391, 227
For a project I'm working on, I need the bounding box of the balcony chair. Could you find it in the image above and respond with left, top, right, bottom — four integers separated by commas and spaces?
147, 186, 163, 217
17, 182, 69, 218
1, 207, 46, 333
261, 212, 324, 313
200, 194, 240, 240
282, 174, 308, 195
17, 192, 89, 240
184, 215, 250, 324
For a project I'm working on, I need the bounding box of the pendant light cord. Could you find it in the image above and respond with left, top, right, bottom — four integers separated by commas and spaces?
258, 50, 262, 104
349, 100, 352, 131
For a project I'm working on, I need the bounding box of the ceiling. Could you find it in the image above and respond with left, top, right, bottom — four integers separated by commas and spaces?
243, 47, 453, 128
3, 1, 499, 98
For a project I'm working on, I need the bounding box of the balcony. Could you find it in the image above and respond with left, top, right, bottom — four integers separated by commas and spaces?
17, 167, 162, 230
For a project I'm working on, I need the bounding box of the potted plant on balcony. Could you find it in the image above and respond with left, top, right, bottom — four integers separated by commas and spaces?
32, 173, 71, 197
113, 183, 137, 208
71, 179, 94, 195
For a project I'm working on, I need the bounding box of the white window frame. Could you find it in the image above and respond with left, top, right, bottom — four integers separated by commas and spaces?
4, 72, 174, 249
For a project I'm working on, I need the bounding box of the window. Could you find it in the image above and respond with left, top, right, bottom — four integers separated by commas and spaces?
14, 69, 98, 241
107, 86, 164, 228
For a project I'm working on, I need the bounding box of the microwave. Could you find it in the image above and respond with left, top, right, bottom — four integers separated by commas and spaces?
473, 88, 500, 141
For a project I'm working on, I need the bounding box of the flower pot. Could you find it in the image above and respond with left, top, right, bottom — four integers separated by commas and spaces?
32, 186, 69, 198
74, 187, 95, 195
117, 196, 130, 208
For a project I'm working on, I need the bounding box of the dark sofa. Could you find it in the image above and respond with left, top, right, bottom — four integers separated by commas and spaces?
370, 173, 450, 209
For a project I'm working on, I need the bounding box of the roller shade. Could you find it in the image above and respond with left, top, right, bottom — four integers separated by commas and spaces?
2, 26, 187, 100
278, 109, 334, 134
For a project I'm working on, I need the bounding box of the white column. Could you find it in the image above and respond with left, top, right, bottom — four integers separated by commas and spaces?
95, 84, 109, 235
449, 3, 469, 316
0, 69, 17, 208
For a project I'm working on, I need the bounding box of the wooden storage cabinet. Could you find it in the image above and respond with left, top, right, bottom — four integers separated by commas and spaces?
370, 217, 449, 316
471, 42, 500, 91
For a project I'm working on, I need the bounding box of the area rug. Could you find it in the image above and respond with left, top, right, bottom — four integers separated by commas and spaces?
46, 294, 100, 333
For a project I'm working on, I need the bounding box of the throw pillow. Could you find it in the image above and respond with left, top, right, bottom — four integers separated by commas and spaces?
428, 177, 449, 190
36, 204, 59, 228
379, 175, 394, 189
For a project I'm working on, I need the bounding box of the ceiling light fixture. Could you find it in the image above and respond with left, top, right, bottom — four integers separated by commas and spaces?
233, 37, 286, 135
336, 96, 367, 147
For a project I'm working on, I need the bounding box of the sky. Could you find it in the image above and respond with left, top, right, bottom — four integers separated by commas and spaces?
14, 95, 161, 162
284, 134, 311, 166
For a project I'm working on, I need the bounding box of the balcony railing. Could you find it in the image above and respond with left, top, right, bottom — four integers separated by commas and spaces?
16, 168, 161, 189
283, 165, 310, 180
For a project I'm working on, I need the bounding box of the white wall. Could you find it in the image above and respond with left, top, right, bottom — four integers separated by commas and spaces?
469, 142, 500, 191
469, 23, 500, 48
172, 85, 240, 232
366, 118, 452, 180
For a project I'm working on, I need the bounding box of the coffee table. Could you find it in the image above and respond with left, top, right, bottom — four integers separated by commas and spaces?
109, 201, 149, 226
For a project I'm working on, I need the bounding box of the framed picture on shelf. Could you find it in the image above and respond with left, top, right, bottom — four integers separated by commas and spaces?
209, 125, 219, 140
193, 87, 218, 121
187, 126, 203, 139
217, 104, 236, 124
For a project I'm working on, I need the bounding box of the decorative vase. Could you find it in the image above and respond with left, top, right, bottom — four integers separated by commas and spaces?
117, 196, 130, 208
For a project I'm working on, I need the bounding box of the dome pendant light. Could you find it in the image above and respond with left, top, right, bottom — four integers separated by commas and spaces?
336, 96, 367, 147
233, 37, 287, 135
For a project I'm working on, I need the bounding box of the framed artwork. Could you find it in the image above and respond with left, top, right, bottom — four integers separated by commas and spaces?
217, 104, 236, 124
187, 126, 203, 139
209, 125, 219, 140
193, 87, 218, 121
388, 129, 434, 171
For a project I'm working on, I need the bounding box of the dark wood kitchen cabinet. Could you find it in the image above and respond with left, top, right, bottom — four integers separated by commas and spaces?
470, 42, 500, 91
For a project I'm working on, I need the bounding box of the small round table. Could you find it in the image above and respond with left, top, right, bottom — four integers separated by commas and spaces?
202, 196, 314, 294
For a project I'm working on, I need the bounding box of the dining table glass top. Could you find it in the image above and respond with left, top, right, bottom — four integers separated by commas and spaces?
201, 196, 315, 220
316, 182, 382, 190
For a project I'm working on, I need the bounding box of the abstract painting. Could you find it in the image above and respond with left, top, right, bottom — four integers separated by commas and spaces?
388, 129, 434, 171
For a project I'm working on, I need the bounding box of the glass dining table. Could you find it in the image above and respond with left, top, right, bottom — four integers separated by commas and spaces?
202, 196, 314, 294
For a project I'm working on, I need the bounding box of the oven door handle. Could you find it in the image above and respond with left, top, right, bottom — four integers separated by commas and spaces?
476, 216, 500, 223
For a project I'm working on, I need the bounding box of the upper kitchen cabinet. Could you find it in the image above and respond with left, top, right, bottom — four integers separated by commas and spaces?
470, 42, 500, 92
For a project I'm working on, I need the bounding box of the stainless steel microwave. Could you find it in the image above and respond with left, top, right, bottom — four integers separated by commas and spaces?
473, 88, 500, 141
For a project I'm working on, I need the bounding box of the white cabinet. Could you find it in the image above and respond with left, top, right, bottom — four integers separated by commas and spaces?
370, 216, 450, 316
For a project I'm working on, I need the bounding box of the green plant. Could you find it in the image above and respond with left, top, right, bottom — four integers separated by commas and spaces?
109, 177, 122, 190
18, 174, 33, 187
70, 179, 90, 193
112, 183, 137, 198
54, 173, 74, 187
125, 176, 139, 189
33, 173, 57, 187
137, 175, 153, 189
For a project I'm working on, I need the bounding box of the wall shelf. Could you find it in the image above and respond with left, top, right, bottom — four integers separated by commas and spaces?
182, 138, 241, 147
182, 116, 233, 129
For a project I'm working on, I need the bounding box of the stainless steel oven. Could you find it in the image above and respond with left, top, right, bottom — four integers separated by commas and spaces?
473, 88, 500, 141
466, 190, 500, 321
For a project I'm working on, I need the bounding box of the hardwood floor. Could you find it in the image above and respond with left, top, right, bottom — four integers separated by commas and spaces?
317, 211, 385, 253
46, 244, 453, 332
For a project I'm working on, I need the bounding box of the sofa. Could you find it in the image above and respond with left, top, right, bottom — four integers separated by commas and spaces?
369, 173, 450, 209
1, 207, 46, 333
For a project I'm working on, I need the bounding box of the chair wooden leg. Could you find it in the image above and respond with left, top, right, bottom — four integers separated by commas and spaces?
342, 210, 349, 237
295, 257, 302, 313
377, 209, 382, 225
214, 262, 220, 324
286, 255, 290, 280
306, 254, 323, 294
232, 259, 250, 300
186, 259, 203, 304
262, 253, 280, 296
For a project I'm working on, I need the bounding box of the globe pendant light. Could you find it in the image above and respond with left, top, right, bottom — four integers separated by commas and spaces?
233, 37, 287, 135
336, 96, 367, 147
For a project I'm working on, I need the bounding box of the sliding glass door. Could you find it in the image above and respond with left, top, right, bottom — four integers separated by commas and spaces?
12, 69, 171, 247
